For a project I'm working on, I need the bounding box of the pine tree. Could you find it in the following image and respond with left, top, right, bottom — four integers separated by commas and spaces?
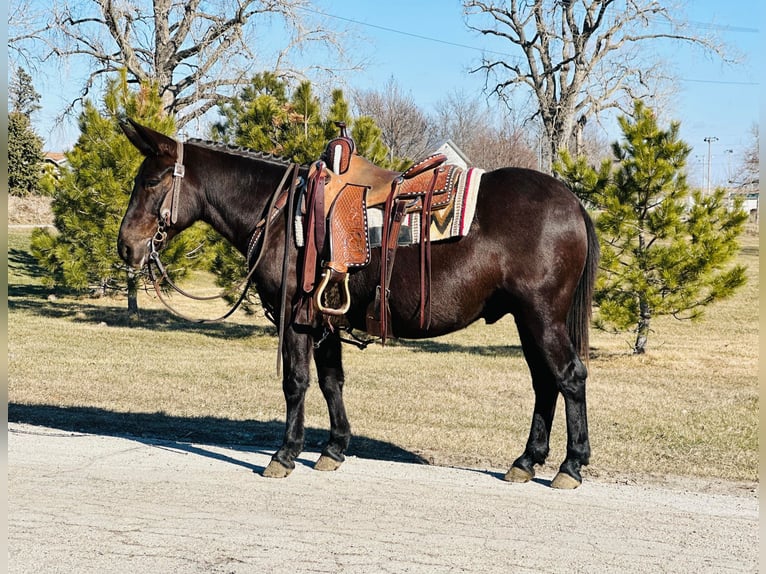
30, 72, 206, 317
325, 88, 352, 139
210, 72, 290, 151
8, 67, 45, 197
10, 67, 42, 117
556, 101, 748, 354
8, 112, 45, 197
282, 80, 326, 163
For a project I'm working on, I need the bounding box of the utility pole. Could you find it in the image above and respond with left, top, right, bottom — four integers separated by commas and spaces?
703, 136, 718, 194
724, 149, 734, 184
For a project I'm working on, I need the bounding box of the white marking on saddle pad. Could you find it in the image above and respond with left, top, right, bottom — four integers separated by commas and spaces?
452, 167, 484, 236
408, 166, 483, 240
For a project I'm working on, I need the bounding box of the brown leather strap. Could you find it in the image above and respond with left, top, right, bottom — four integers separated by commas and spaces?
402, 153, 446, 180
276, 163, 301, 373
301, 162, 325, 295
419, 168, 440, 329
377, 180, 407, 343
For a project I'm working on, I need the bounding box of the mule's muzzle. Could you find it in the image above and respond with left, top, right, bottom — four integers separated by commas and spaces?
117, 236, 150, 270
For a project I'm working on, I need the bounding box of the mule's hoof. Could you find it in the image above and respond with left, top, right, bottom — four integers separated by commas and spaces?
314, 455, 343, 472
504, 466, 534, 483
551, 472, 581, 490
263, 460, 293, 478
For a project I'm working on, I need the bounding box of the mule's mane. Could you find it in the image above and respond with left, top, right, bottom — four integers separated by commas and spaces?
185, 138, 307, 168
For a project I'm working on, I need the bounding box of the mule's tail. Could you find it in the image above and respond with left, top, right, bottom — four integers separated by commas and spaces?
567, 203, 599, 364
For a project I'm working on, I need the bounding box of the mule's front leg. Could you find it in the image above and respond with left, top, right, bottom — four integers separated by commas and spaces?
263, 327, 312, 478
313, 331, 351, 472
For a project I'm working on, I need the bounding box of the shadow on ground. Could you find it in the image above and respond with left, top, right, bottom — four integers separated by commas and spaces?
391, 338, 524, 358
8, 403, 429, 470
8, 286, 274, 340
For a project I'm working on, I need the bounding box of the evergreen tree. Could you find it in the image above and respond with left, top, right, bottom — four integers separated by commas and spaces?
211, 72, 290, 151
556, 101, 748, 354
8, 111, 45, 197
9, 67, 42, 117
282, 80, 326, 163
325, 88, 352, 139
30, 72, 207, 317
8, 67, 45, 197
212, 74, 402, 167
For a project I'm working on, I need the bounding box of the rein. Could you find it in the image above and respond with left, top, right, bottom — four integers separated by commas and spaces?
146, 156, 300, 324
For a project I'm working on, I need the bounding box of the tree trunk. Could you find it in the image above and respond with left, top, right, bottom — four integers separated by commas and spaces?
541, 114, 576, 174
127, 270, 140, 321
634, 299, 651, 354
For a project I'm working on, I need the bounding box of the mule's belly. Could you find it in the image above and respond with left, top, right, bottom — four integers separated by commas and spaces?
345, 239, 506, 339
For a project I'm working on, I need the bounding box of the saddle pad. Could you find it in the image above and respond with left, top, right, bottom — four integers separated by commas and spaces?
368, 167, 484, 247
295, 167, 484, 248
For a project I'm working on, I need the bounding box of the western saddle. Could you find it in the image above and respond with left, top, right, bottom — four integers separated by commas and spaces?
298, 122, 463, 341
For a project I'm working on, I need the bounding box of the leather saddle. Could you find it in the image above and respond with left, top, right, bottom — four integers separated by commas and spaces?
299, 122, 463, 341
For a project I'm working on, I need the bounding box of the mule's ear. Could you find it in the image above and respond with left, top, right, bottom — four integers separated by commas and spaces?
120, 119, 157, 156
120, 119, 177, 158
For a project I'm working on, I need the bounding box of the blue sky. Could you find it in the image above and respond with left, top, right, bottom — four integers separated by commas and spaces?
32, 0, 760, 188
317, 0, 761, 188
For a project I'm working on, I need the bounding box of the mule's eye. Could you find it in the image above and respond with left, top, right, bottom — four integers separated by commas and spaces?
145, 178, 161, 188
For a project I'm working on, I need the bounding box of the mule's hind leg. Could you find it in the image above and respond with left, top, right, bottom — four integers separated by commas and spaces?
313, 331, 351, 472
508, 315, 590, 489
264, 326, 312, 478
551, 355, 590, 489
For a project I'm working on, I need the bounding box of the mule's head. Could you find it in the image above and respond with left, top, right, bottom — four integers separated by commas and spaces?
118, 119, 192, 269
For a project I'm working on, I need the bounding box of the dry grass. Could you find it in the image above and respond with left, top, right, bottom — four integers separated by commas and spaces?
8, 195, 53, 226
8, 228, 759, 483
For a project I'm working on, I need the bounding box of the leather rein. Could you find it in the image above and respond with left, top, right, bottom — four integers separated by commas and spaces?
145, 140, 301, 325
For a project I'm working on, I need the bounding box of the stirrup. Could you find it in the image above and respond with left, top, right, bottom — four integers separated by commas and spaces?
314, 271, 351, 316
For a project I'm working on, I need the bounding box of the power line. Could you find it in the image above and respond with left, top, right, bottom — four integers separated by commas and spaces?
299, 6, 759, 87
298, 6, 522, 61
684, 20, 759, 34
682, 78, 760, 86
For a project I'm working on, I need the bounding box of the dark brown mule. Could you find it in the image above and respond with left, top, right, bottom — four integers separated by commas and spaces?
117, 120, 599, 489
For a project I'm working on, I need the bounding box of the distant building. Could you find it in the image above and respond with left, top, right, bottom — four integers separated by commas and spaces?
431, 139, 471, 169
43, 152, 68, 180
727, 183, 759, 223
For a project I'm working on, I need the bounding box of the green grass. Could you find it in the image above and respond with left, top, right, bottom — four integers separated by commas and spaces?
8, 228, 759, 482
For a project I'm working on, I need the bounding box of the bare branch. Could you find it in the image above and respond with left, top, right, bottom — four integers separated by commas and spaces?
21, 0, 360, 130
463, 0, 728, 172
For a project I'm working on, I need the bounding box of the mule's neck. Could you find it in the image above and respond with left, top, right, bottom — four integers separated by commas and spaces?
189, 145, 295, 256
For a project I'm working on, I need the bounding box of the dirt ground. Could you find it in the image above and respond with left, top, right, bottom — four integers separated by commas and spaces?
8, 423, 758, 574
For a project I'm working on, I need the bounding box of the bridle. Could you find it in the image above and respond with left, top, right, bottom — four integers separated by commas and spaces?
144, 139, 301, 324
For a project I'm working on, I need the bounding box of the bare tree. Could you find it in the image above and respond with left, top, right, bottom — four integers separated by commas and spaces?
432, 90, 486, 149
354, 77, 438, 164
463, 0, 725, 172
11, 0, 358, 128
432, 89, 537, 169
472, 117, 538, 170
734, 123, 760, 187
9, 0, 54, 70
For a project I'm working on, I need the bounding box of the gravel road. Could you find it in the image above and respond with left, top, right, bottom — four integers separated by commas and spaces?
9, 423, 758, 573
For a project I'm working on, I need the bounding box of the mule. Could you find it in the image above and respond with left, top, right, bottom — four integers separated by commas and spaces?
117, 120, 599, 489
